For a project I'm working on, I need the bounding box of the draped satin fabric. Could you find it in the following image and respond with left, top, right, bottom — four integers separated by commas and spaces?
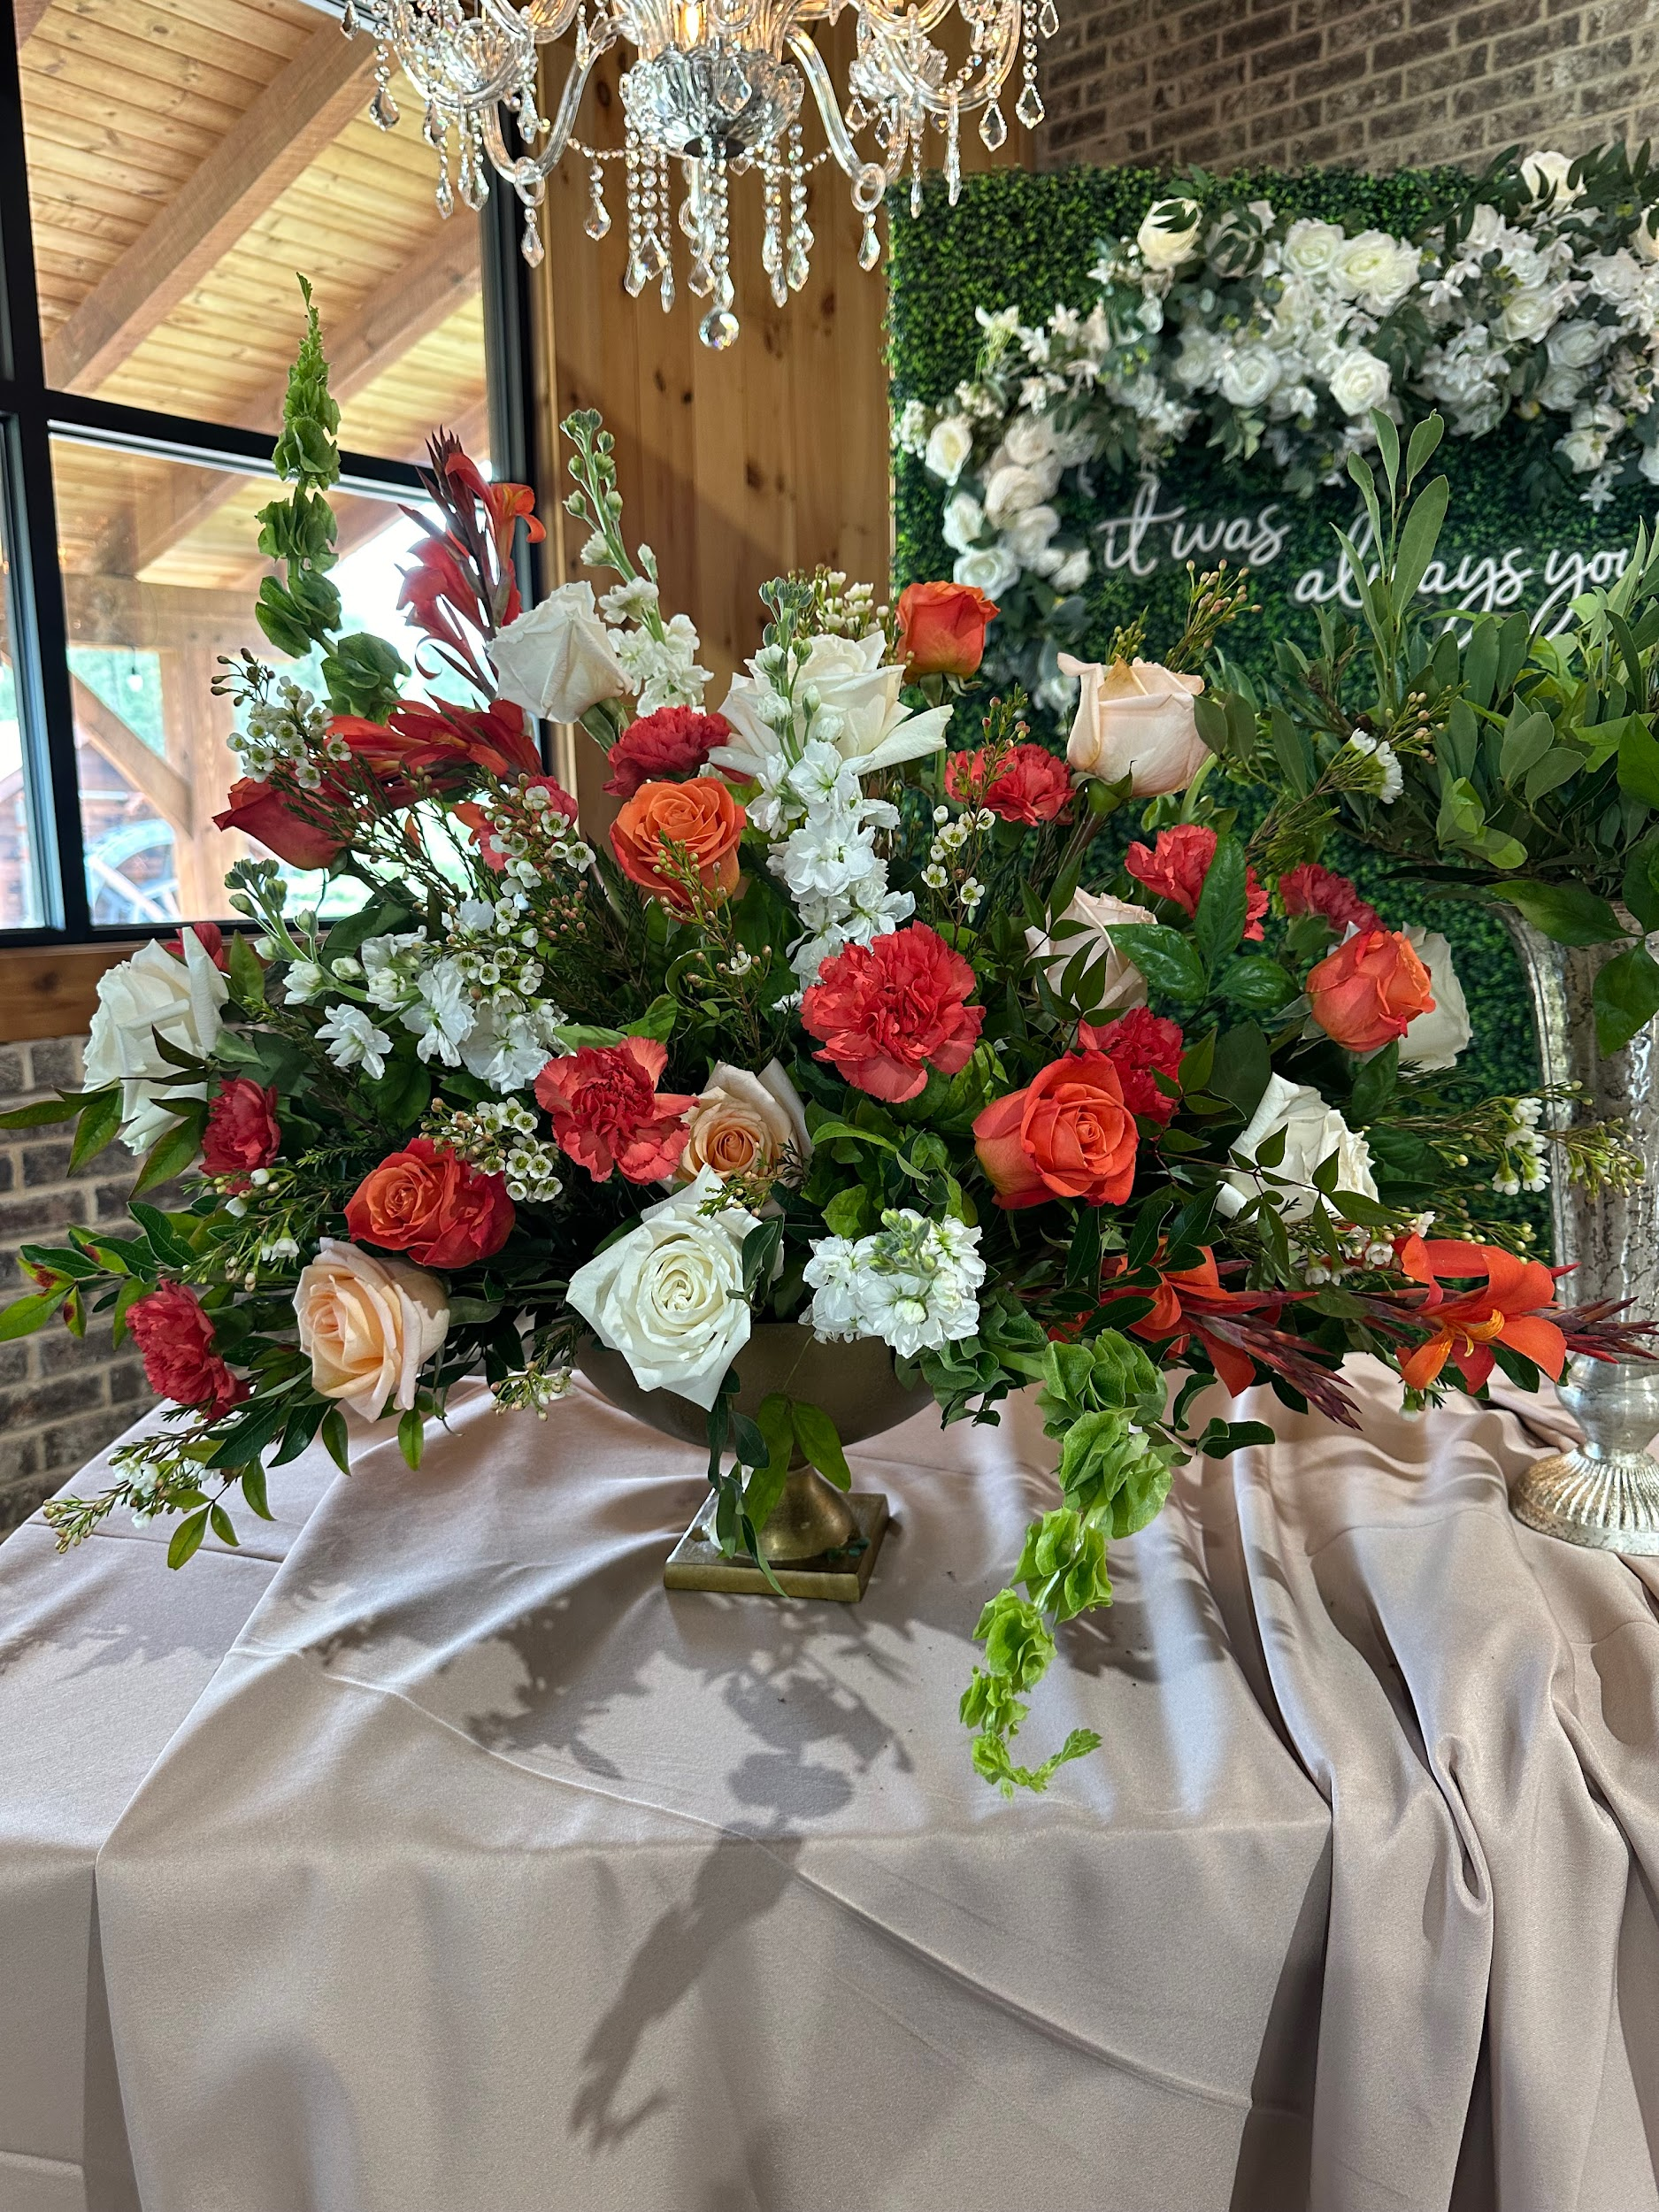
1, 1361, 1655, 2212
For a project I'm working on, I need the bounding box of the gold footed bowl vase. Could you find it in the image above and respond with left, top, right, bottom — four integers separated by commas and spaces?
577, 1326, 934, 1600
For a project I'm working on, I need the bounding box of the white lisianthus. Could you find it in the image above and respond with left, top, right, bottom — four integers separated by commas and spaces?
1400, 927, 1472, 1071
804, 1210, 985, 1357
711, 630, 951, 784
924, 414, 975, 483
1025, 887, 1156, 1012
953, 545, 1023, 598
1282, 218, 1347, 277
83, 932, 227, 1155
1059, 654, 1207, 793
489, 582, 628, 721
941, 490, 986, 552
1216, 1074, 1379, 1223
1136, 196, 1202, 272
1522, 150, 1582, 203
296, 1239, 449, 1422
566, 1170, 761, 1411
1329, 347, 1393, 418
1219, 342, 1283, 410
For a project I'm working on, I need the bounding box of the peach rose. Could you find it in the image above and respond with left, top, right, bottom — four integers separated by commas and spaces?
610, 778, 745, 911
972, 1049, 1140, 1210
1307, 926, 1434, 1053
1058, 656, 1208, 795
679, 1059, 810, 1185
295, 1237, 449, 1421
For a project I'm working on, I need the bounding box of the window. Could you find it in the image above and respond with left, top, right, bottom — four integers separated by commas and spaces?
0, 0, 535, 945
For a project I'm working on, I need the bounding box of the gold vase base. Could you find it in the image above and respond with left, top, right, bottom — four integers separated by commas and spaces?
664, 1494, 890, 1601
1511, 1448, 1659, 1555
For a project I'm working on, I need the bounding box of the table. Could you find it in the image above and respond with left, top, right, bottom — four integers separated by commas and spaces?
2, 1363, 1656, 2212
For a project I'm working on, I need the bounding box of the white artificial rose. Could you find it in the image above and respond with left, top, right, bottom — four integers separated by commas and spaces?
1640, 443, 1659, 484
712, 630, 951, 783
1466, 203, 1505, 251
1400, 927, 1471, 1071
925, 414, 975, 483
1632, 217, 1659, 265
679, 1060, 810, 1185
1005, 503, 1061, 565
1557, 423, 1610, 472
941, 490, 987, 552
1058, 653, 1208, 794
1547, 319, 1609, 370
953, 544, 1023, 597
1136, 196, 1202, 272
567, 1170, 760, 1411
296, 1239, 449, 1422
1025, 887, 1156, 1012
1052, 547, 1092, 592
1218, 342, 1282, 410
1523, 150, 1582, 203
1002, 411, 1058, 468
1282, 218, 1347, 277
1502, 286, 1561, 343
1216, 1073, 1379, 1223
982, 460, 1051, 526
1328, 347, 1393, 417
490, 583, 628, 721
1333, 229, 1417, 311
1538, 363, 1586, 412
83, 932, 227, 1155
1172, 326, 1226, 389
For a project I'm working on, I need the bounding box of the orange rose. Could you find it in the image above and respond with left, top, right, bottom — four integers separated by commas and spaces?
1307, 927, 1434, 1053
344, 1138, 514, 1269
972, 1048, 1139, 1210
610, 779, 745, 911
895, 581, 998, 680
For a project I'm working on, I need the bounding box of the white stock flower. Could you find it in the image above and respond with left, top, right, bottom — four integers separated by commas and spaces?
1329, 347, 1393, 417
804, 1210, 985, 1357
1059, 654, 1207, 793
1218, 342, 1282, 410
567, 1170, 760, 1411
612, 611, 710, 714
1136, 196, 1202, 272
1025, 887, 1155, 1011
954, 544, 1022, 597
712, 632, 950, 783
941, 490, 987, 551
400, 958, 475, 1067
490, 583, 628, 721
1282, 218, 1346, 277
1216, 1073, 1379, 1223
296, 1239, 449, 1422
1400, 927, 1472, 1071
316, 1003, 394, 1081
1522, 150, 1582, 203
925, 414, 975, 482
83, 933, 227, 1155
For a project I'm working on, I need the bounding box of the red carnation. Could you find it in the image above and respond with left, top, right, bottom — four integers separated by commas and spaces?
801, 923, 985, 1103
534, 1036, 696, 1183
344, 1137, 514, 1268
202, 1079, 280, 1186
1125, 824, 1268, 941
1079, 1006, 1185, 1124
604, 709, 732, 800
1278, 863, 1382, 938
127, 1284, 249, 1420
945, 742, 1072, 826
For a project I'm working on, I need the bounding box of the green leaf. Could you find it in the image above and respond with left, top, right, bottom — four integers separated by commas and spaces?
1210, 1022, 1271, 1118
1491, 881, 1626, 946
820, 1186, 872, 1239
1594, 945, 1659, 1055
397, 1409, 425, 1469
1617, 718, 1659, 810
1108, 924, 1207, 1002
0, 1093, 86, 1128
1349, 1041, 1399, 1121
1463, 620, 1500, 710
227, 932, 267, 1012
128, 1201, 195, 1270
0, 1288, 68, 1340
241, 1462, 274, 1520
1218, 956, 1297, 1013
1194, 1418, 1277, 1459
167, 1506, 210, 1570
1394, 472, 1448, 608
209, 1502, 240, 1548
791, 1400, 851, 1490
1405, 411, 1444, 487
729, 1412, 770, 1471
320, 1406, 352, 1477
1623, 836, 1659, 933
809, 1119, 901, 1153
1193, 833, 1248, 970
69, 1087, 123, 1171
741, 1216, 784, 1298
1523, 748, 1582, 805
1499, 710, 1555, 785
626, 995, 678, 1042
1269, 708, 1315, 797
131, 1104, 207, 1197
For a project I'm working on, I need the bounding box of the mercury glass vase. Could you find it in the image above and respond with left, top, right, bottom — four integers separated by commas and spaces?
1502, 909, 1659, 1553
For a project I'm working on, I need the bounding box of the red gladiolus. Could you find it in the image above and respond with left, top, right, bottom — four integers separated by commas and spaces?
945, 742, 1072, 826
1079, 1005, 1184, 1124
127, 1284, 249, 1419
801, 923, 984, 1103
334, 698, 541, 783
895, 580, 997, 679
972, 1049, 1140, 1209
1307, 927, 1434, 1052
212, 779, 346, 870
1125, 825, 1268, 941
1278, 863, 1381, 937
534, 1037, 696, 1184
202, 1079, 280, 1186
604, 709, 732, 800
345, 1137, 514, 1269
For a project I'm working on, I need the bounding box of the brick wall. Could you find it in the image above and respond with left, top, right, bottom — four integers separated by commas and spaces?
0, 1038, 155, 1534
1041, 0, 1659, 172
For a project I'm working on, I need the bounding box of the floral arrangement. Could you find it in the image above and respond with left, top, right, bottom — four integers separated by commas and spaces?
3, 313, 1651, 1798
895, 143, 1659, 706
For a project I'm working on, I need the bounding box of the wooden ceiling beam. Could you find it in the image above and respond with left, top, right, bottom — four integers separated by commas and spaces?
14, 0, 53, 42
42, 18, 379, 395
71, 677, 195, 832
62, 572, 261, 653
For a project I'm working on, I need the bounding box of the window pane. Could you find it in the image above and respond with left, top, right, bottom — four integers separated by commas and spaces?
51, 436, 434, 926
0, 460, 46, 929
17, 0, 488, 464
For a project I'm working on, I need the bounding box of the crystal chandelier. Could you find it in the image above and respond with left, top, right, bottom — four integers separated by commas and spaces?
342, 0, 1057, 348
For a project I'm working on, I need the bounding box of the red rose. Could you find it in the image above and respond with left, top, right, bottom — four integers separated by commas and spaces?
1307, 927, 1435, 1052
202, 1079, 280, 1184
213, 779, 345, 870
455, 775, 578, 872
895, 581, 998, 680
534, 1036, 696, 1183
1125, 825, 1268, 941
604, 709, 732, 800
127, 1284, 249, 1419
1079, 1006, 1184, 1124
165, 922, 229, 972
801, 923, 985, 1103
1279, 863, 1381, 937
344, 1137, 514, 1268
972, 1049, 1140, 1209
945, 742, 1072, 826
610, 780, 746, 912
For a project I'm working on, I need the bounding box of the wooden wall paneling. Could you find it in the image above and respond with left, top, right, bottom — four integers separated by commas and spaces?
0, 944, 146, 1043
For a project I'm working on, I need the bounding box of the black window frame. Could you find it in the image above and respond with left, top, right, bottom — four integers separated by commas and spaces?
0, 0, 538, 948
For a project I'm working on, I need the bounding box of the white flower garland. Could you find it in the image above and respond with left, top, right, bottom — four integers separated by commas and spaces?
896, 147, 1659, 700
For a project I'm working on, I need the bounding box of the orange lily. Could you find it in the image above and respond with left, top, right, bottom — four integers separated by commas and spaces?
1394, 1236, 1566, 1392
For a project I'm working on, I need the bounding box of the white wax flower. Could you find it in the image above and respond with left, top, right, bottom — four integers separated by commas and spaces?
1136, 196, 1202, 272
83, 932, 227, 1155
296, 1238, 449, 1421
1400, 927, 1472, 1072
1217, 1074, 1379, 1222
490, 583, 629, 721
1025, 887, 1156, 1012
1059, 655, 1207, 794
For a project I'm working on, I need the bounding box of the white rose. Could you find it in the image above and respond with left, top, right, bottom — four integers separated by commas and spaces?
1333, 230, 1417, 312
1282, 218, 1347, 277
1137, 196, 1202, 272
1216, 1074, 1379, 1223
1557, 423, 1609, 473
1058, 654, 1208, 794
1025, 887, 1156, 1012
1547, 319, 1609, 370
1004, 503, 1061, 565
925, 414, 975, 483
1400, 927, 1471, 1071
1632, 217, 1659, 265
1218, 342, 1282, 410
1466, 203, 1505, 251
1538, 363, 1585, 412
953, 544, 1023, 598
489, 583, 628, 721
1052, 548, 1092, 592
1172, 326, 1226, 389
566, 1170, 759, 1411
83, 932, 227, 1155
1522, 150, 1582, 203
1640, 444, 1659, 484
1502, 286, 1561, 343
941, 490, 986, 552
1002, 411, 1058, 468
679, 1060, 810, 1185
295, 1239, 449, 1422
1328, 347, 1393, 418
982, 461, 1051, 526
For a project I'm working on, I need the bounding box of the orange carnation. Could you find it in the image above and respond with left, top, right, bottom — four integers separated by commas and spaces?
610, 778, 745, 911
1307, 926, 1434, 1053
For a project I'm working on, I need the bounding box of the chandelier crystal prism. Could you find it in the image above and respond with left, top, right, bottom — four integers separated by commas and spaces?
342, 0, 1056, 347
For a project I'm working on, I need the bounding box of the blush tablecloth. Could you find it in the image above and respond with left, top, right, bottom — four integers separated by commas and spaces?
1, 1360, 1656, 2212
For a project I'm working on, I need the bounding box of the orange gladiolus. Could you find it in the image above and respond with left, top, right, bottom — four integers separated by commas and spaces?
1394, 1236, 1567, 1392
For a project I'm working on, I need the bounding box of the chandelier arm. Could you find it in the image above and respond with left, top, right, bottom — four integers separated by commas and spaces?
480, 31, 614, 185
856, 13, 1023, 117
785, 28, 891, 202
